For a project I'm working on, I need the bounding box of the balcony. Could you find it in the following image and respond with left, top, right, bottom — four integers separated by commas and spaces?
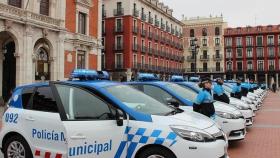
148, 32, 153, 39
132, 9, 139, 17
154, 34, 159, 41
160, 37, 166, 44
246, 44, 253, 47
212, 68, 224, 72
213, 54, 223, 61
236, 44, 243, 48
148, 17, 154, 24
102, 10, 106, 18
115, 64, 124, 69
256, 43, 263, 47
185, 68, 197, 73
114, 26, 123, 33
226, 54, 232, 59
113, 44, 123, 51
132, 44, 138, 51
155, 20, 160, 27
269, 66, 275, 71
148, 48, 153, 55
187, 56, 195, 62
141, 46, 147, 53
198, 68, 211, 73
268, 53, 275, 58
114, 8, 124, 16
236, 55, 243, 59
154, 50, 159, 56
267, 42, 275, 47
166, 26, 170, 32
141, 14, 147, 21
257, 68, 265, 72
171, 28, 175, 34
161, 23, 166, 30
141, 30, 147, 37
200, 55, 210, 61
132, 26, 139, 34
246, 55, 253, 59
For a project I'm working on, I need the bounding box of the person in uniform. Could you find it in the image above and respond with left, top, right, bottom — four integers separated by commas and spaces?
231, 78, 242, 99
213, 78, 230, 104
193, 78, 215, 118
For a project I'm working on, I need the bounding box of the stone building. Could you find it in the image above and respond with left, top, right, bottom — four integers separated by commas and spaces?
0, 0, 102, 101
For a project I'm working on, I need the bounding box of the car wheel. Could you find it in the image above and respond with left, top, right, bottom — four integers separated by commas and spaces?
3, 135, 33, 158
138, 146, 176, 158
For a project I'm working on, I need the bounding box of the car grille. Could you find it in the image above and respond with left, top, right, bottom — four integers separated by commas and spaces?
213, 131, 226, 141
229, 129, 245, 137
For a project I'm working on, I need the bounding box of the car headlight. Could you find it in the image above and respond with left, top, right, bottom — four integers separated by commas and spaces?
216, 111, 239, 119
170, 125, 215, 142
231, 103, 248, 110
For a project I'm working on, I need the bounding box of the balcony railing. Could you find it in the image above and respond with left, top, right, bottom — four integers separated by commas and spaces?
132, 44, 138, 51
114, 26, 123, 33
257, 53, 264, 58
132, 9, 139, 17
148, 17, 154, 24
213, 54, 223, 61
200, 55, 210, 61
148, 48, 153, 54
141, 30, 147, 37
114, 8, 124, 16
141, 14, 147, 21
154, 34, 159, 41
102, 10, 106, 18
187, 56, 195, 62
161, 23, 165, 30
115, 64, 124, 69
155, 20, 159, 27
132, 26, 139, 34
166, 25, 170, 32
171, 28, 175, 34
141, 46, 147, 53
114, 44, 123, 51
148, 32, 153, 39
236, 55, 243, 59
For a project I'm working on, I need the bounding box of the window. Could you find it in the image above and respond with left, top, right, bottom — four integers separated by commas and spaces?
256, 36, 263, 46
115, 18, 123, 32
32, 86, 58, 113
190, 29, 194, 37
226, 61, 232, 71
35, 48, 50, 81
226, 49, 232, 58
203, 63, 208, 71
246, 36, 253, 46
202, 28, 207, 36
148, 57, 152, 66
257, 48, 264, 57
102, 20, 105, 34
237, 62, 243, 70
237, 48, 243, 58
247, 61, 253, 70
216, 62, 221, 71
115, 35, 123, 50
40, 0, 49, 16
216, 50, 220, 57
246, 48, 253, 58
115, 53, 123, 69
77, 51, 86, 69
8, 0, 21, 8
236, 37, 242, 47
142, 85, 174, 105
22, 88, 35, 109
133, 54, 137, 67
191, 63, 195, 71
268, 47, 275, 57
141, 55, 145, 65
267, 35, 274, 45
215, 27, 220, 36
133, 36, 137, 50
215, 38, 220, 46
257, 60, 264, 71
225, 37, 232, 46
78, 12, 87, 34
268, 60, 275, 70
56, 84, 116, 120
202, 39, 207, 46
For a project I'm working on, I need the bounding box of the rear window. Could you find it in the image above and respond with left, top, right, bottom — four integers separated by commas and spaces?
32, 86, 58, 113
21, 87, 34, 109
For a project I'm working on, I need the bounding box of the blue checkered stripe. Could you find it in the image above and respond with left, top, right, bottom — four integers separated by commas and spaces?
114, 126, 178, 158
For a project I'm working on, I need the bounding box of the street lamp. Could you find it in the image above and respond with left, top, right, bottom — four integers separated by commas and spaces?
190, 38, 200, 75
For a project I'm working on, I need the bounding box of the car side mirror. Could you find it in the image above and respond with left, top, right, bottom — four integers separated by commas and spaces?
166, 98, 180, 108
116, 109, 124, 126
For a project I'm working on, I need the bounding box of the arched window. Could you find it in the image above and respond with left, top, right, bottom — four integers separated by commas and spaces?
8, 0, 22, 8
215, 27, 220, 36
40, 0, 49, 16
35, 48, 50, 81
190, 29, 194, 37
202, 28, 207, 36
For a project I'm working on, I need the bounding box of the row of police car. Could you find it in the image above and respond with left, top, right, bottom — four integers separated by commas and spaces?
0, 69, 268, 158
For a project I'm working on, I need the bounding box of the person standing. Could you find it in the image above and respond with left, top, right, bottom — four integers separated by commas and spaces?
193, 78, 215, 118
231, 78, 242, 99
213, 78, 230, 104
272, 83, 276, 93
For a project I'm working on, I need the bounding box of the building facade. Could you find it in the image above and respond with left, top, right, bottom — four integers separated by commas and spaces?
0, 0, 102, 101
224, 25, 280, 87
182, 16, 227, 79
102, 0, 184, 81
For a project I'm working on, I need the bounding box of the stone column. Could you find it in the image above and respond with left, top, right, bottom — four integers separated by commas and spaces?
210, 75, 214, 80
126, 69, 132, 81
234, 74, 237, 80
254, 74, 258, 82
276, 73, 279, 89
223, 74, 226, 80
55, 32, 65, 80
21, 25, 33, 85
265, 73, 268, 88
244, 74, 247, 81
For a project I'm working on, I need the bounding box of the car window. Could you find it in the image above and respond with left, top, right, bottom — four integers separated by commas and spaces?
55, 84, 115, 120
21, 87, 34, 109
165, 83, 198, 103
32, 86, 58, 113
142, 85, 174, 105
105, 85, 173, 116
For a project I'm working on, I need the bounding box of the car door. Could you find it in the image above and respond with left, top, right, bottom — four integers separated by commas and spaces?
52, 83, 128, 158
22, 86, 68, 157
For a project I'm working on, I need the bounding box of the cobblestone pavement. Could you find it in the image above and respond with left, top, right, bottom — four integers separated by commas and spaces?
228, 91, 280, 158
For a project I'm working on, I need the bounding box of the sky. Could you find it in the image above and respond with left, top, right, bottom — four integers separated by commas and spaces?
160, 0, 280, 27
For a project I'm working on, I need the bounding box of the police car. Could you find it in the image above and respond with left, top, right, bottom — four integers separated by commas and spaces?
127, 74, 246, 141
0, 70, 228, 158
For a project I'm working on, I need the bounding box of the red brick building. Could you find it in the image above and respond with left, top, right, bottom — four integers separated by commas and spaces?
224, 25, 280, 87
102, 0, 184, 81
64, 0, 102, 78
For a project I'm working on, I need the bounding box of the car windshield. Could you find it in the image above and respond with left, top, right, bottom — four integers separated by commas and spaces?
165, 83, 198, 103
223, 85, 232, 93
104, 85, 173, 115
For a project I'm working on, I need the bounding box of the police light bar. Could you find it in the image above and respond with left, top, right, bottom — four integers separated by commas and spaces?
189, 77, 200, 82
136, 73, 159, 81
170, 75, 185, 82
70, 69, 110, 81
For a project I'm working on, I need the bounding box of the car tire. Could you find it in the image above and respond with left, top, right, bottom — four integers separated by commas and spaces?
3, 135, 33, 158
137, 146, 176, 158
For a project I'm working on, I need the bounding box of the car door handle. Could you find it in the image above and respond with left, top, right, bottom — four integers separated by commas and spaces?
25, 116, 35, 121
70, 134, 86, 140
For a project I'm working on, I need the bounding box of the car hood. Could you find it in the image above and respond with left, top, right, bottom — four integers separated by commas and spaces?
230, 97, 250, 108
213, 101, 240, 115
152, 110, 216, 130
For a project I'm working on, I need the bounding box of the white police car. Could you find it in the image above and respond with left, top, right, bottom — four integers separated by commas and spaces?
0, 70, 228, 158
